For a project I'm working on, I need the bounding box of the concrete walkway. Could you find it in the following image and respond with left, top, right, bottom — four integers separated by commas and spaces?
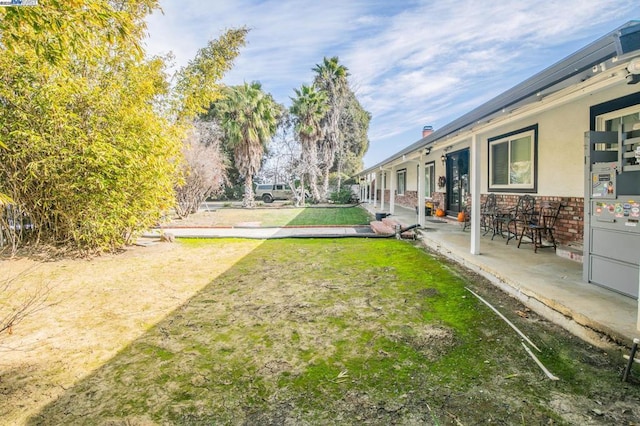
361, 203, 640, 349
145, 225, 379, 239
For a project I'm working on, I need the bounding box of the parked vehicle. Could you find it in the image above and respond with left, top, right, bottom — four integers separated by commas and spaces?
254, 183, 293, 203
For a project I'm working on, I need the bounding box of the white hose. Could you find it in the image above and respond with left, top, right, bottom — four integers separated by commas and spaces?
522, 342, 559, 380
465, 287, 541, 352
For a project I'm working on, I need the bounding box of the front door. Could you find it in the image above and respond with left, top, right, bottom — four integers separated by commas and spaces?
445, 148, 469, 216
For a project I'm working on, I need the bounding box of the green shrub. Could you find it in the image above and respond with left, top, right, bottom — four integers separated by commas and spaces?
329, 187, 357, 204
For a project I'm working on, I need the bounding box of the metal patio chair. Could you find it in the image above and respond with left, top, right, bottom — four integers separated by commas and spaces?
480, 193, 498, 235
496, 195, 535, 245
518, 200, 563, 252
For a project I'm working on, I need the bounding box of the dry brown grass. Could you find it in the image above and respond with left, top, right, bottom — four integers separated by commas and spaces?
162, 204, 303, 228
0, 239, 262, 424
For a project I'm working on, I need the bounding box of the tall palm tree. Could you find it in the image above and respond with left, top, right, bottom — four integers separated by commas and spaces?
216, 82, 281, 208
289, 84, 328, 205
312, 56, 349, 200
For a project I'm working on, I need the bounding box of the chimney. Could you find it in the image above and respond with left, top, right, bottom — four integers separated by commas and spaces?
422, 125, 433, 138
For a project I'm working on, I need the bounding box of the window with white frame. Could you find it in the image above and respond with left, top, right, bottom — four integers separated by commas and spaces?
397, 169, 406, 195
596, 104, 640, 133
488, 125, 537, 191
424, 162, 435, 198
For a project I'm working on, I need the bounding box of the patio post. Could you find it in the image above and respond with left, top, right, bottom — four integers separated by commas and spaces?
417, 156, 425, 227
380, 170, 386, 212
470, 133, 481, 255
390, 166, 396, 215
373, 171, 378, 207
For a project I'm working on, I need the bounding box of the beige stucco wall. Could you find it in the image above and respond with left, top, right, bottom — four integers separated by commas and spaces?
387, 156, 448, 194
478, 82, 639, 197
378, 78, 639, 201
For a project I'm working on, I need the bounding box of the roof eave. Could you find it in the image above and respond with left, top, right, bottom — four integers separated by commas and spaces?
357, 20, 640, 177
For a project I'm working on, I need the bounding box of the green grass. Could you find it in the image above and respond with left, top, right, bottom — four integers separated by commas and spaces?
195, 205, 373, 227
286, 206, 372, 226
30, 239, 640, 425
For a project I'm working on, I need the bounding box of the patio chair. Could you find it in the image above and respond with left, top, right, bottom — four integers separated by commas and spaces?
517, 200, 563, 252
461, 204, 471, 231
494, 195, 535, 244
480, 193, 498, 235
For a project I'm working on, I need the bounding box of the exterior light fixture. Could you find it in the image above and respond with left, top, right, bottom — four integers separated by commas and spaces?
627, 57, 640, 74
441, 154, 446, 165
626, 57, 640, 84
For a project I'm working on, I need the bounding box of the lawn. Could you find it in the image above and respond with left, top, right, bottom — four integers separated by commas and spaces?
286, 205, 371, 226
22, 238, 640, 425
164, 205, 373, 228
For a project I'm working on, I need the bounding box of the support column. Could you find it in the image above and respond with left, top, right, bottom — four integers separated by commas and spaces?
364, 176, 368, 203
380, 171, 386, 212
373, 172, 378, 207
390, 167, 396, 215
417, 158, 425, 227
470, 133, 481, 255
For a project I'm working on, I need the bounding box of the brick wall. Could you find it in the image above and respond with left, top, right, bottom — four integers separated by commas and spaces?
485, 194, 583, 246
396, 190, 418, 207
377, 190, 446, 215
380, 190, 584, 246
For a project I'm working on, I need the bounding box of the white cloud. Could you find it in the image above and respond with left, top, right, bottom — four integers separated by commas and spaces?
145, 0, 640, 167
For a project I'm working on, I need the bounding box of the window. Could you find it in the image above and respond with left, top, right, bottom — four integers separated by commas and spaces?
397, 169, 406, 195
489, 125, 537, 192
596, 104, 640, 133
424, 162, 435, 198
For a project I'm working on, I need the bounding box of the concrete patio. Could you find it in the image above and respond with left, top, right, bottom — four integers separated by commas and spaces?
361, 203, 640, 350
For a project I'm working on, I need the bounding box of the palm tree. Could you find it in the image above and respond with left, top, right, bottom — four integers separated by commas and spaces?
216, 82, 281, 208
312, 56, 349, 200
289, 84, 328, 205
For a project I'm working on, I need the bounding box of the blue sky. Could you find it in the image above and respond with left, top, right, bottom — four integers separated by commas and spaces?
144, 1, 640, 168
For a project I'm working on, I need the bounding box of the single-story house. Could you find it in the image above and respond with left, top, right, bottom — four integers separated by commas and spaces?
355, 20, 640, 302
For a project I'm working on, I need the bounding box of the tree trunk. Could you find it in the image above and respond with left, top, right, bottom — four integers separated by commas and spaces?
309, 169, 321, 202
243, 176, 255, 208
321, 168, 330, 201
336, 151, 343, 191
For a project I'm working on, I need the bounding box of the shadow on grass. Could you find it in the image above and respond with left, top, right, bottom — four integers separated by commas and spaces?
28, 239, 640, 425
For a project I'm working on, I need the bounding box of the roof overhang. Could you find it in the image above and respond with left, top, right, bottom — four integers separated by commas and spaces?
356, 20, 640, 178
